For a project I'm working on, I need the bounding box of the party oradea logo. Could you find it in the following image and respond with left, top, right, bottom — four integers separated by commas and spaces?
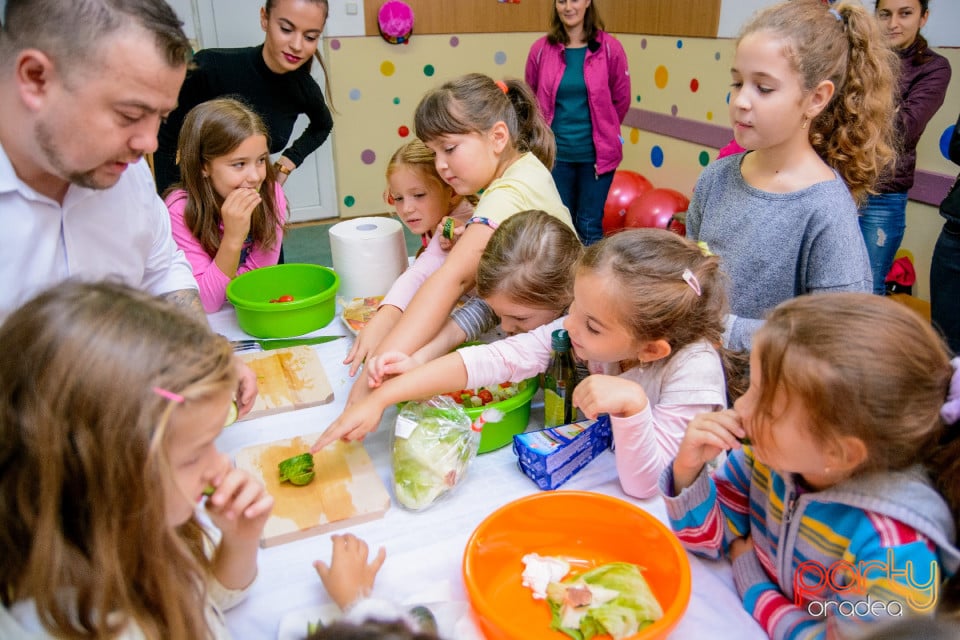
793, 549, 938, 617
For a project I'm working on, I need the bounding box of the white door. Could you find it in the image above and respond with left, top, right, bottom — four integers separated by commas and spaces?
184, 0, 338, 222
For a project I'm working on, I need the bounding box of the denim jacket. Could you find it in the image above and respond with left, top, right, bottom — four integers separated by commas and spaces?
525, 31, 631, 175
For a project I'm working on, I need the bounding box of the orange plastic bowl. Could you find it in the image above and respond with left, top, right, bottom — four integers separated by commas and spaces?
463, 491, 691, 640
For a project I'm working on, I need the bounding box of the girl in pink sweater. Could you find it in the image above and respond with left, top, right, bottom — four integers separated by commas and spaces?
316, 229, 742, 499
164, 98, 287, 313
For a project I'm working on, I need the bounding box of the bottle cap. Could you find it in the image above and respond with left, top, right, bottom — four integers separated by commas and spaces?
551, 329, 570, 351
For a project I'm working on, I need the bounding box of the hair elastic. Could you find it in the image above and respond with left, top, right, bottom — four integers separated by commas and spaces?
942, 357, 960, 424
828, 8, 842, 21
495, 80, 509, 94
681, 269, 702, 297
153, 387, 185, 404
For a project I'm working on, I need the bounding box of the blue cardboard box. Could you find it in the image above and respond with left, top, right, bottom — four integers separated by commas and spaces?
512, 416, 612, 490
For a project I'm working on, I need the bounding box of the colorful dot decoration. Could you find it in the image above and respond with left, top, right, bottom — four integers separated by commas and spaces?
330, 39, 341, 50
671, 105, 678, 117
690, 79, 699, 93
361, 149, 376, 165
698, 151, 711, 167
449, 36, 460, 47
423, 64, 435, 77
349, 88, 361, 101
941, 125, 956, 160
651, 146, 664, 168
676, 40, 684, 49
654, 65, 668, 89
706, 111, 714, 121
393, 97, 401, 105
344, 195, 356, 207
398, 125, 410, 137
494, 51, 507, 65
380, 61, 395, 76
629, 129, 640, 144
641, 38, 647, 49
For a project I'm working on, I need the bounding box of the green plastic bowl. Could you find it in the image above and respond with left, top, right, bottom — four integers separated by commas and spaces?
467, 376, 540, 454
226, 263, 339, 338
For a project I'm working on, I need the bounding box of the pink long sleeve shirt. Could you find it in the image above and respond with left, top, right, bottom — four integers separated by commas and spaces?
165, 183, 287, 313
380, 199, 474, 311
457, 318, 727, 498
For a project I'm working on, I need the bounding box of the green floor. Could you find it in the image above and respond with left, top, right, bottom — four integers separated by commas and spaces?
283, 217, 423, 267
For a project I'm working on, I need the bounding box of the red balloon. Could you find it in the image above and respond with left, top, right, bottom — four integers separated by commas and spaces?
624, 188, 691, 230
603, 170, 653, 235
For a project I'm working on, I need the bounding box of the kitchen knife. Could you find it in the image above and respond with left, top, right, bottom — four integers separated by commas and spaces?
230, 335, 347, 352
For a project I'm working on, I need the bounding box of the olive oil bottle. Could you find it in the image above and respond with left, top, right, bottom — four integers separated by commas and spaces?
543, 329, 576, 427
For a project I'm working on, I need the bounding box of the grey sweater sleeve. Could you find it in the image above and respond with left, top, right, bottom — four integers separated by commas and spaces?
451, 297, 499, 343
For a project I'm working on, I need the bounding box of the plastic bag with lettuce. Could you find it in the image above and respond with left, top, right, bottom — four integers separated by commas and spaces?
391, 395, 480, 510
544, 562, 663, 640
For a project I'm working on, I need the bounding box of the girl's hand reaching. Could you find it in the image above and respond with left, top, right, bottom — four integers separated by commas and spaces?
311, 398, 386, 452
672, 409, 746, 491
314, 533, 387, 611
573, 374, 649, 420
344, 306, 401, 377
365, 350, 422, 388
220, 187, 261, 246
204, 466, 274, 542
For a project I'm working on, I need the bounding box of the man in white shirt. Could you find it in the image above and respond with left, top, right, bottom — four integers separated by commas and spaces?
0, 0, 256, 413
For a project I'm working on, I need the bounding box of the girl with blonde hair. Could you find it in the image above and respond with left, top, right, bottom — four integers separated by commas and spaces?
318, 229, 739, 501
0, 281, 273, 639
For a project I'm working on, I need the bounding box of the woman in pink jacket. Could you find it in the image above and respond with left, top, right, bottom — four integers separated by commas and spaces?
525, 0, 631, 245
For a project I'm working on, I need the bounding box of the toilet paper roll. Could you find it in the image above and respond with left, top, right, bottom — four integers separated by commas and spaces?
329, 217, 408, 300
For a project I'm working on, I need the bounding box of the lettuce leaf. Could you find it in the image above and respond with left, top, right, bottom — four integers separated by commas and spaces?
546, 562, 663, 640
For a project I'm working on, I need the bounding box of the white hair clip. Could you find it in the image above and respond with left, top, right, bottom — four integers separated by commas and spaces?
682, 269, 702, 297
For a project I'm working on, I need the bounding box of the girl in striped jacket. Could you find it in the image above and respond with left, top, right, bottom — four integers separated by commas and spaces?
661, 292, 960, 639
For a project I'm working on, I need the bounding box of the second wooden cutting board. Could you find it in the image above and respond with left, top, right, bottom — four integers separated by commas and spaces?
237, 345, 333, 420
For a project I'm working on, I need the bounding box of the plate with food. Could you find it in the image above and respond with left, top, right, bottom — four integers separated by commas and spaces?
340, 296, 384, 335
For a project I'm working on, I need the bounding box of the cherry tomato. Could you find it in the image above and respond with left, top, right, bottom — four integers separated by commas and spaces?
269, 299, 279, 303
277, 294, 295, 303
478, 389, 494, 404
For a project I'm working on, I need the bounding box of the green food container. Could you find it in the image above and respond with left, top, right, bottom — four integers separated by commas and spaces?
467, 376, 539, 454
226, 264, 339, 338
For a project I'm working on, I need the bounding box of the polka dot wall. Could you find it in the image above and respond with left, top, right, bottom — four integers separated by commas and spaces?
323, 33, 960, 217
621, 35, 736, 196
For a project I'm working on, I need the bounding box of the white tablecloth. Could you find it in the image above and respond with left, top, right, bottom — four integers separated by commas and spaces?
208, 307, 767, 640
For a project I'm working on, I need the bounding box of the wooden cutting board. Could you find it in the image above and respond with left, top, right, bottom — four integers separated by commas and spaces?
238, 346, 333, 421
235, 434, 391, 548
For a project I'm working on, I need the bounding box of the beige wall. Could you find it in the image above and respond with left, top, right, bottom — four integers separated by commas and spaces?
324, 32, 959, 300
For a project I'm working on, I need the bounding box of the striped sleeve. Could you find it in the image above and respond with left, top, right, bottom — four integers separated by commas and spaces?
450, 297, 499, 343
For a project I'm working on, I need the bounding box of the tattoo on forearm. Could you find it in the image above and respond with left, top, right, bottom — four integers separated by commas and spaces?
162, 288, 207, 323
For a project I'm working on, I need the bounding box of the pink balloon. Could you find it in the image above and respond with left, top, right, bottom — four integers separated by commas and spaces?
624, 188, 690, 230
603, 171, 653, 235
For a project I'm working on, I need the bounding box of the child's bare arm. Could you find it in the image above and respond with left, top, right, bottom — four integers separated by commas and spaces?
312, 351, 470, 450
373, 224, 494, 358
344, 305, 402, 377
366, 319, 467, 387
